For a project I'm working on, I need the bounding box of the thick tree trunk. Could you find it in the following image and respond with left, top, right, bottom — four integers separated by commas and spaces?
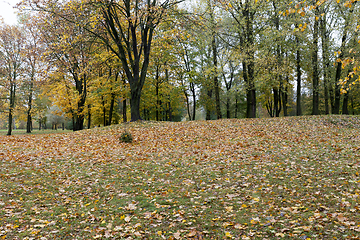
312, 8, 320, 115
130, 86, 142, 121
122, 78, 127, 122
244, 3, 256, 118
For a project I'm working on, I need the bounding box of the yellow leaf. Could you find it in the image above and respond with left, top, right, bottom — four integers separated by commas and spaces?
225, 206, 234, 212
223, 222, 233, 228
225, 232, 233, 238
157, 231, 162, 235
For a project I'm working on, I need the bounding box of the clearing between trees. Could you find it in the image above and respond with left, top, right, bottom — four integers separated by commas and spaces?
0, 115, 360, 239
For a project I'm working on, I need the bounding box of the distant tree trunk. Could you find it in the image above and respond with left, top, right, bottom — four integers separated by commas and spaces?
312, 7, 320, 115
282, 76, 289, 116
107, 71, 118, 126
334, 56, 344, 115
342, 92, 349, 115
102, 97, 106, 126
87, 104, 91, 129
212, 34, 221, 119
73, 75, 86, 131
320, 13, 330, 114
206, 89, 212, 120
168, 100, 172, 121
191, 82, 196, 120
7, 83, 16, 136
333, 14, 350, 114
235, 94, 238, 118
226, 97, 231, 118
155, 69, 160, 121
273, 87, 281, 117
108, 93, 115, 125
266, 98, 274, 117
26, 96, 32, 133
296, 30, 302, 116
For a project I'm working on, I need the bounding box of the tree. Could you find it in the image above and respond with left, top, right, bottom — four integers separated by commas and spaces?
20, 14, 46, 133
0, 24, 24, 135
39, 5, 96, 131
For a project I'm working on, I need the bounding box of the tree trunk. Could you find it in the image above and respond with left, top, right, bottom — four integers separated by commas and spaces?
226, 97, 230, 118
7, 83, 15, 136
212, 34, 221, 119
243, 3, 256, 118
312, 8, 320, 115
342, 92, 349, 115
206, 89, 212, 120
273, 88, 281, 117
334, 62, 343, 115
108, 93, 115, 125
282, 76, 289, 116
191, 82, 196, 120
102, 97, 106, 126
235, 94, 238, 118
87, 104, 91, 129
320, 13, 330, 114
156, 76, 160, 121
130, 85, 142, 121
296, 32, 302, 116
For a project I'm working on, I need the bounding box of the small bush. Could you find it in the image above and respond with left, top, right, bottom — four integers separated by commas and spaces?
120, 131, 133, 143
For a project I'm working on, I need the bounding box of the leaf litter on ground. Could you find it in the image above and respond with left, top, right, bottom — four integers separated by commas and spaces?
0, 115, 360, 239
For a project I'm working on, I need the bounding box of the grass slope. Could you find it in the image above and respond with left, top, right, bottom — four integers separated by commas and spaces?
0, 115, 360, 239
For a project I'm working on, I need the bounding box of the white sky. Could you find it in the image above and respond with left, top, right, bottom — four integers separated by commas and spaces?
0, 0, 21, 25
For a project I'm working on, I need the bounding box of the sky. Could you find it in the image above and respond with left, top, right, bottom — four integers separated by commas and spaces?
0, 0, 21, 25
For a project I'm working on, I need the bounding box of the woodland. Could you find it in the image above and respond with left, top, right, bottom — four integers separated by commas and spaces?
0, 0, 360, 135
1, 1, 360, 239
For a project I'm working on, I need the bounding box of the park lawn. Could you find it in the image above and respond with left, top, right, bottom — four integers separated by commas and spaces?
0, 129, 72, 136
0, 115, 360, 239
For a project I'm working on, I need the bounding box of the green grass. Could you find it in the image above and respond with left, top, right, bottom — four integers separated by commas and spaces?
0, 115, 360, 239
0, 129, 72, 136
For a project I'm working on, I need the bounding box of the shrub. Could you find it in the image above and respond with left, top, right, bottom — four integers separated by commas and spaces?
120, 131, 133, 143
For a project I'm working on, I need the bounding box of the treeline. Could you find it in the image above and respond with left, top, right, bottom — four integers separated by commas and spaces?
0, 0, 359, 135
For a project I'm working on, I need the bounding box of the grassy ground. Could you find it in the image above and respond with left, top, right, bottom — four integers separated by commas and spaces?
0, 115, 360, 239
0, 129, 72, 136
